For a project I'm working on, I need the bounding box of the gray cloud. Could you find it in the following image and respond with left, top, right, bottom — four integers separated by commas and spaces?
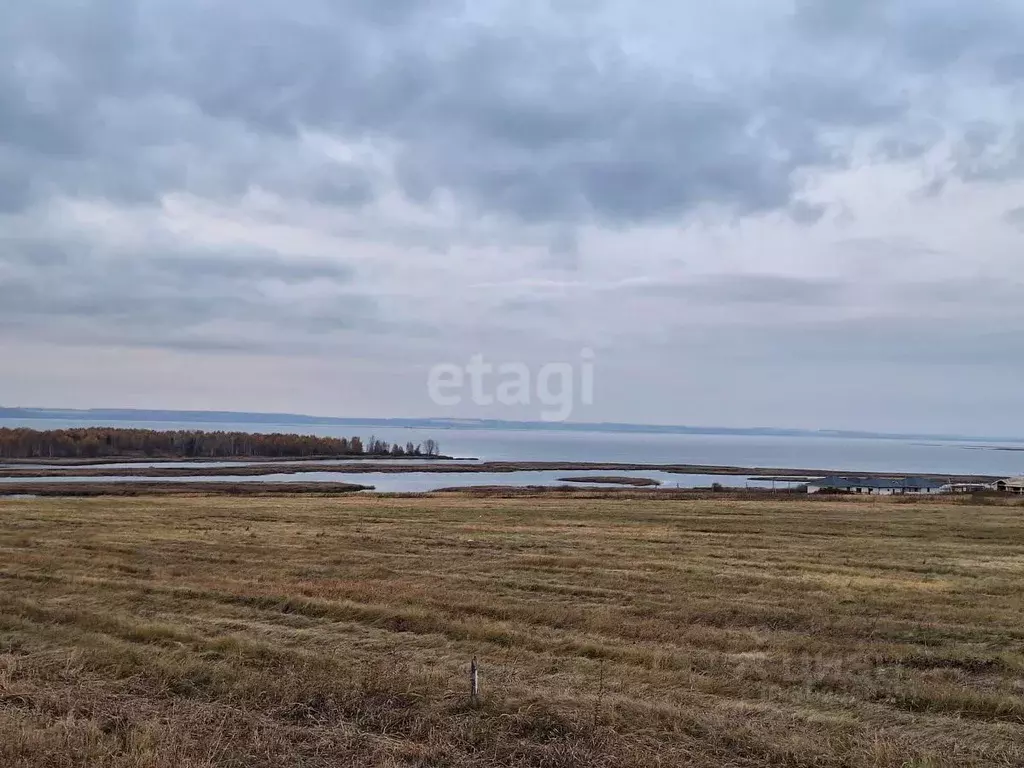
0, 231, 378, 352
954, 124, 1024, 183
794, 0, 1024, 72
631, 274, 843, 306
795, 0, 1024, 178
691, 316, 1024, 369
145, 253, 354, 284
1004, 206, 1024, 228
4, 0, 1022, 225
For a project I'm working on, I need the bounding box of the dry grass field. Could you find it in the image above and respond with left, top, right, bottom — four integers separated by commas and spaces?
1, 492, 1023, 767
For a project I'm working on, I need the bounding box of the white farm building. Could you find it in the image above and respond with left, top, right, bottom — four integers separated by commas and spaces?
806, 476, 947, 496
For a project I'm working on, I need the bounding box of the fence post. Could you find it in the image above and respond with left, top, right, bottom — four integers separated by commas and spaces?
470, 657, 480, 704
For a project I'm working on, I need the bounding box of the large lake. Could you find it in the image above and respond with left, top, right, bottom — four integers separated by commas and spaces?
0, 470, 797, 492
2, 418, 1023, 476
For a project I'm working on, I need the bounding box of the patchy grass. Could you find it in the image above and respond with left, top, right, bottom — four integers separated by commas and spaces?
0, 494, 1023, 767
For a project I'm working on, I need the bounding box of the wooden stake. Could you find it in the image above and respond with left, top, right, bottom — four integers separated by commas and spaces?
470, 657, 480, 703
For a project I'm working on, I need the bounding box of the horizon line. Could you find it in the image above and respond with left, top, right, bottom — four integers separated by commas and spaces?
1, 405, 1022, 445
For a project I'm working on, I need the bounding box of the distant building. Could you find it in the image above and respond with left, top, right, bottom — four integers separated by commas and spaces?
993, 477, 1024, 493
807, 476, 947, 495
942, 482, 991, 494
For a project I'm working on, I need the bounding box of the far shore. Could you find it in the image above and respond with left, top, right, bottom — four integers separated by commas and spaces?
0, 454, 462, 467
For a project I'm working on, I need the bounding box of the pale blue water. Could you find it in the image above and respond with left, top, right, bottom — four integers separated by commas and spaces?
0, 470, 799, 492
2, 418, 1022, 476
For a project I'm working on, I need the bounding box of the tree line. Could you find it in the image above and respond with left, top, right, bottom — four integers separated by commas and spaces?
0, 428, 441, 460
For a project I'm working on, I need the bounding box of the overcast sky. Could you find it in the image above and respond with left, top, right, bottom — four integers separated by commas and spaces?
2, 1, 1024, 434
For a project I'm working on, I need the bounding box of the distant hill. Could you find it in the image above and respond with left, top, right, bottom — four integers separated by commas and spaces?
0, 406, 1019, 445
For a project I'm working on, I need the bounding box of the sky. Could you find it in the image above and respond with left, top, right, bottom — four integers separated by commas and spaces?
2, 1, 1024, 434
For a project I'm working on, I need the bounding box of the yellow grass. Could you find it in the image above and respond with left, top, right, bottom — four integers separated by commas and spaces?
1, 493, 1023, 766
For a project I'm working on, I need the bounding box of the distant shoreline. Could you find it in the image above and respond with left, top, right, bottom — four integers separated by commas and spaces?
4, 407, 1024, 444
0, 426, 447, 464
0, 454, 463, 467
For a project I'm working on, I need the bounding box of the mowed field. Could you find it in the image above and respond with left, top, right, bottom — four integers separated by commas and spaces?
1, 493, 1024, 767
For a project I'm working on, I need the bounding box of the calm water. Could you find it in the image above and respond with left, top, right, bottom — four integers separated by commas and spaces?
0, 470, 799, 492
2, 418, 1023, 476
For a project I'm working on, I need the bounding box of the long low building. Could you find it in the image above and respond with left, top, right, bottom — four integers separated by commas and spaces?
807, 476, 948, 495
993, 476, 1024, 493
944, 482, 992, 494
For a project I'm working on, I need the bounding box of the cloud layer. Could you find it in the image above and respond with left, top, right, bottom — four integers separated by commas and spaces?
2, 1, 1024, 431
